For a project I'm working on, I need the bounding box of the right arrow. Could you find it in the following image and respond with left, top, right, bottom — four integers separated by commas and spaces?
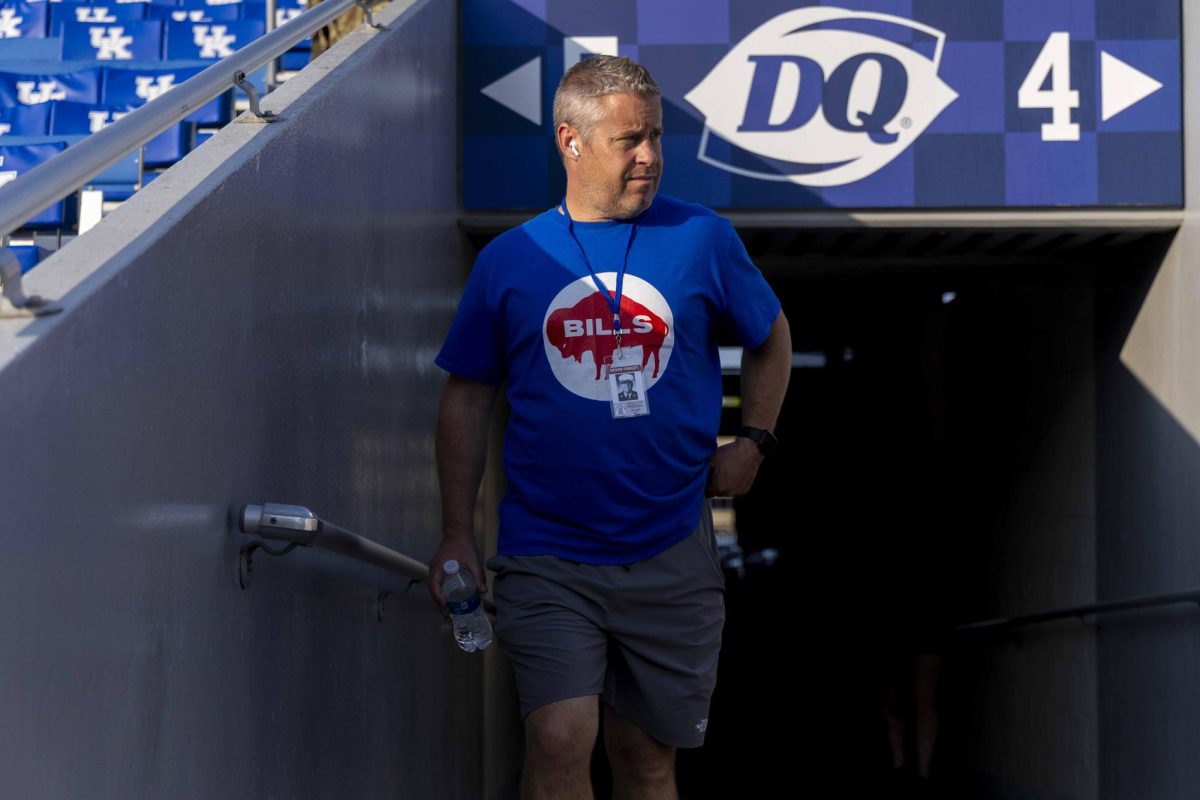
1101, 51, 1163, 122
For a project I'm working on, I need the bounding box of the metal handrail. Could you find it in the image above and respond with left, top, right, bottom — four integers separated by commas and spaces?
956, 588, 1200, 634
240, 503, 430, 582
238, 502, 498, 616
0, 0, 375, 244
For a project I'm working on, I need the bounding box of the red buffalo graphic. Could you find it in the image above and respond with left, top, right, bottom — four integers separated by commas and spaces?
547, 292, 669, 380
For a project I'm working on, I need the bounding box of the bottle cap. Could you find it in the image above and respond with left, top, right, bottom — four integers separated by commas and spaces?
444, 560, 460, 574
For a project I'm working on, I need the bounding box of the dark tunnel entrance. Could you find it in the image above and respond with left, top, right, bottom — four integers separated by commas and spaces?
667, 225, 1176, 798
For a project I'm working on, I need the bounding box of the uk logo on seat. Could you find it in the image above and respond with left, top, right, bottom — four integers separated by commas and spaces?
90, 26, 134, 60
75, 8, 119, 25
135, 75, 175, 101
0, 9, 23, 39
684, 8, 958, 187
194, 25, 236, 58
16, 80, 66, 105
0, 157, 16, 190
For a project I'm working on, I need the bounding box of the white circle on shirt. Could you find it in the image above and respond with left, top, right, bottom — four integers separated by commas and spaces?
542, 272, 675, 401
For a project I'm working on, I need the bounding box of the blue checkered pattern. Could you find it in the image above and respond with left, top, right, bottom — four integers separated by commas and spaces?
463, 0, 1183, 209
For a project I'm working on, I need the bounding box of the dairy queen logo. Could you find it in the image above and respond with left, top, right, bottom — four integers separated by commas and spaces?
685, 7, 958, 187
543, 273, 674, 402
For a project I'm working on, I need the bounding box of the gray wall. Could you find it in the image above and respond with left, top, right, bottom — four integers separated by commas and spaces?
0, 1, 498, 797
1091, 2, 1200, 798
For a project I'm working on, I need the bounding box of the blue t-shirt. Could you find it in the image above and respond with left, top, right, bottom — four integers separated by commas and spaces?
436, 194, 781, 564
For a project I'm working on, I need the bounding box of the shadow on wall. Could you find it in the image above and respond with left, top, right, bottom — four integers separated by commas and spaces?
1095, 232, 1200, 800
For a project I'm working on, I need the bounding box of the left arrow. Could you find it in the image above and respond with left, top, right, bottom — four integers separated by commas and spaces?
481, 56, 542, 126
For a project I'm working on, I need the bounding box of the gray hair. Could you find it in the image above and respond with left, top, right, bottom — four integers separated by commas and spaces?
552, 55, 661, 142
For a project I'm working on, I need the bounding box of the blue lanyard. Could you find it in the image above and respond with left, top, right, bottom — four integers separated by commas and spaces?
561, 198, 638, 337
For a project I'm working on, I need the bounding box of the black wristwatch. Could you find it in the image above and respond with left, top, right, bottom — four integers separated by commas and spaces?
737, 426, 778, 457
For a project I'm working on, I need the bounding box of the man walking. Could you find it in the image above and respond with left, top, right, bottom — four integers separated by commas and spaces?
429, 55, 791, 799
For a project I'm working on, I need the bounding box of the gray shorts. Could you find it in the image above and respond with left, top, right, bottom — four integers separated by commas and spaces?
485, 506, 726, 749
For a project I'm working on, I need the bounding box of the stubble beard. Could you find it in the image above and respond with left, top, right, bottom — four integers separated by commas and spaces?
595, 180, 657, 221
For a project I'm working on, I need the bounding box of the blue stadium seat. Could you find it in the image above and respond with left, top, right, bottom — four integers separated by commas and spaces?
0, 35, 60, 60
49, 100, 127, 135
152, 6, 242, 24
6, 243, 48, 274
51, 100, 187, 166
278, 49, 307, 70
61, 20, 164, 61
49, 4, 147, 37
178, 0, 248, 10
164, 19, 263, 60
0, 102, 50, 136
0, 67, 102, 106
0, 2, 49, 39
242, 2, 309, 50
86, 148, 141, 200
103, 63, 232, 125
0, 141, 69, 227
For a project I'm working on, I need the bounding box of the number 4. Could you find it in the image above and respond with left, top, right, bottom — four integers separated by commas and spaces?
1018, 32, 1080, 142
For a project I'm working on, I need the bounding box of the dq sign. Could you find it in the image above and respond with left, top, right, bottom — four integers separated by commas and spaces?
685, 7, 957, 187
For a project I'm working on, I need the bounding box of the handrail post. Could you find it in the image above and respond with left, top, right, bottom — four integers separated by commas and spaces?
0, 247, 61, 318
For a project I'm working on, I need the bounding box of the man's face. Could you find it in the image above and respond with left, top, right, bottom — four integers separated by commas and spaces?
576, 93, 663, 220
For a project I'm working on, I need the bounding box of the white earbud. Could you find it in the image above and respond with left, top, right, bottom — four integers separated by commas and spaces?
569, 141, 580, 157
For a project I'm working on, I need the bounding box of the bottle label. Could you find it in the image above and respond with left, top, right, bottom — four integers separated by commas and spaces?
447, 594, 481, 615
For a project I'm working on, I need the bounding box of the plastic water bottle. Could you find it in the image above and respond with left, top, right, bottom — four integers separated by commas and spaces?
441, 560, 493, 652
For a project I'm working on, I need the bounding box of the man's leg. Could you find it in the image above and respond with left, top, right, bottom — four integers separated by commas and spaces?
522, 695, 600, 800
603, 703, 677, 800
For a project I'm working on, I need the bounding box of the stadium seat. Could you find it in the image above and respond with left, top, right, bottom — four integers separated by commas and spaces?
151, 6, 242, 24
61, 20, 164, 61
0, 2, 49, 40
0, 140, 69, 227
0, 35, 59, 60
164, 19, 263, 60
0, 102, 50, 136
49, 4, 147, 37
103, 64, 232, 126
84, 148, 141, 200
6, 243, 47, 273
177, 0, 248, 10
0, 67, 102, 107
51, 100, 187, 167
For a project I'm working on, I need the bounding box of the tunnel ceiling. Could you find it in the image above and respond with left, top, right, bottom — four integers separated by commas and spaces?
460, 211, 1179, 278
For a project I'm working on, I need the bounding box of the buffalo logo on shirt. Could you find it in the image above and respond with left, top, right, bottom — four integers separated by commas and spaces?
543, 273, 674, 401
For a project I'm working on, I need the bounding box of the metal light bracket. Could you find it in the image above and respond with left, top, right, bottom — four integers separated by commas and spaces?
233, 71, 280, 123
0, 247, 61, 319
357, 1, 387, 30
237, 503, 320, 588
239, 539, 300, 590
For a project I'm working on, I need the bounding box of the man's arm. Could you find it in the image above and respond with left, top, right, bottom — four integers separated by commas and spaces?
428, 374, 499, 618
707, 310, 791, 497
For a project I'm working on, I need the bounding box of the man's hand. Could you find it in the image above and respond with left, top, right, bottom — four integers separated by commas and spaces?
707, 311, 791, 498
706, 437, 764, 498
431, 374, 498, 621
428, 535, 488, 622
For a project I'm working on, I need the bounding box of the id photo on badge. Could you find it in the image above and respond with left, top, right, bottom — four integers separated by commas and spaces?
609, 368, 649, 418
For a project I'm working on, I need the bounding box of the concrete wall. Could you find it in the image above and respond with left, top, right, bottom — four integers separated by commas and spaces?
0, 1, 503, 797
1091, 1, 1200, 793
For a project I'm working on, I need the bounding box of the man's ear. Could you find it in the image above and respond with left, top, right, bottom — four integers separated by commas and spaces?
558, 124, 581, 159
